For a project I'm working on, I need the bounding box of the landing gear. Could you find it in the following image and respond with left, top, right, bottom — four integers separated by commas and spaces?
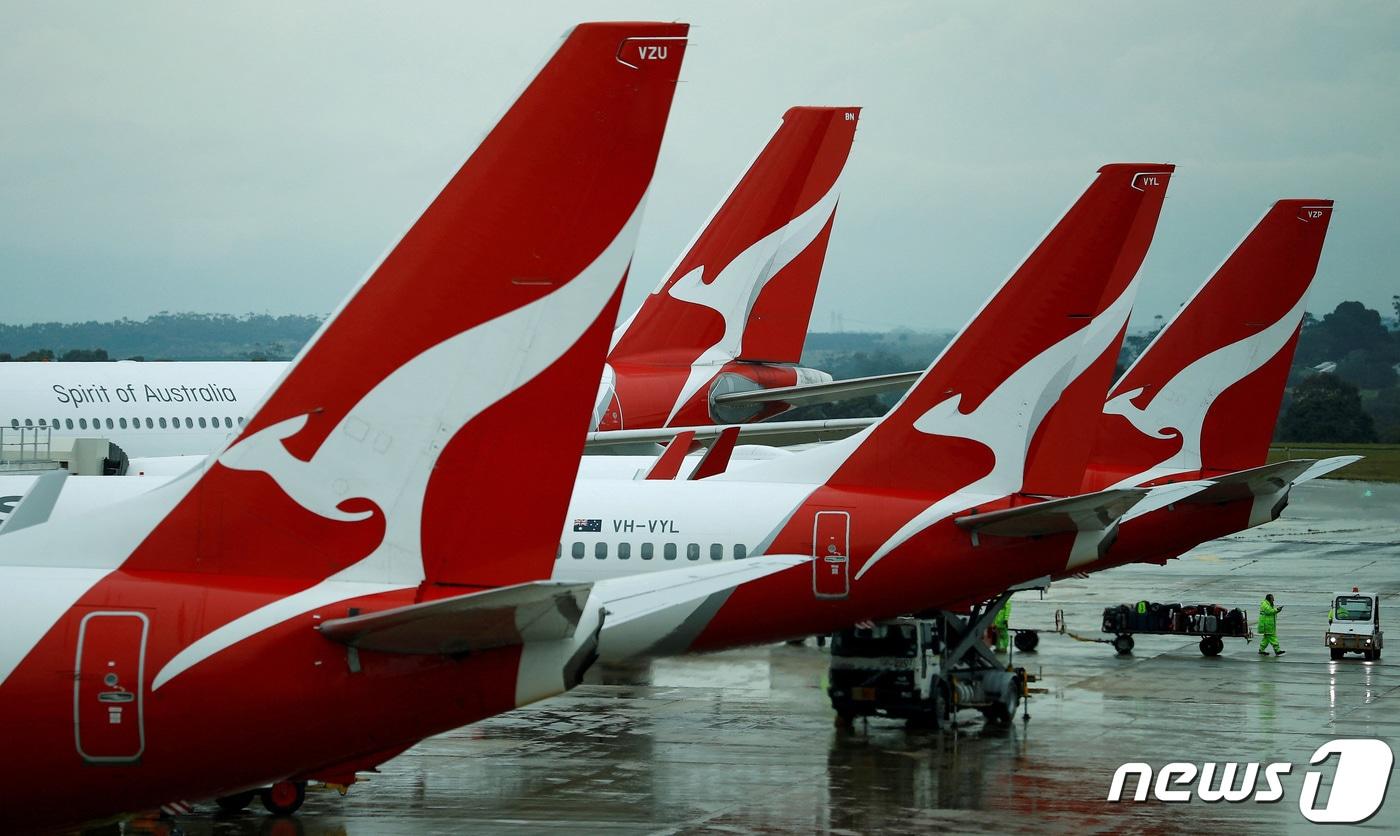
260, 781, 307, 816
1199, 636, 1224, 657
215, 791, 256, 813
1113, 634, 1135, 655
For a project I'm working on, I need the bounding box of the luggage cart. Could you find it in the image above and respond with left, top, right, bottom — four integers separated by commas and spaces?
1100, 601, 1252, 656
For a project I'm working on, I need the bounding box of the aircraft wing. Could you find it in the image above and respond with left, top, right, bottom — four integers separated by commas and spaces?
316, 581, 592, 655
954, 488, 1149, 537
584, 417, 874, 454
710, 370, 921, 408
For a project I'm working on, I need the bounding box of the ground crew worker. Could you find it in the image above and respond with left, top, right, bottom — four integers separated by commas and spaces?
1258, 594, 1285, 656
993, 598, 1012, 653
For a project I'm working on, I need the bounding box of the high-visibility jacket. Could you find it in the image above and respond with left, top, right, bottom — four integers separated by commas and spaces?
1259, 599, 1279, 634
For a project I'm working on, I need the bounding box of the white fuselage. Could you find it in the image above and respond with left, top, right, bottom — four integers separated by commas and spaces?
0, 466, 818, 585
1, 361, 286, 457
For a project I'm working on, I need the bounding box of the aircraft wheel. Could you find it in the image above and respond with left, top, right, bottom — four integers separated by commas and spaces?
215, 791, 256, 813
1014, 631, 1039, 653
260, 781, 306, 816
1331, 648, 1345, 661
1113, 634, 1134, 655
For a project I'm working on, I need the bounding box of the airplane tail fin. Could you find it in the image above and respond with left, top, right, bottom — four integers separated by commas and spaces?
123, 22, 689, 588
609, 106, 860, 367
734, 164, 1172, 501
1086, 199, 1334, 488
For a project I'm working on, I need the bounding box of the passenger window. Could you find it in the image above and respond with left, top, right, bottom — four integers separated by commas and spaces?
618, 543, 631, 560
7, 419, 15, 429
145, 417, 154, 429
158, 417, 167, 429
734, 544, 747, 560
65, 419, 74, 430
237, 416, 244, 425
185, 417, 193, 429
79, 418, 88, 430
198, 417, 207, 428
710, 543, 723, 560
571, 542, 584, 559
119, 418, 127, 429
687, 543, 700, 561
105, 418, 114, 430
24, 418, 33, 428
555, 543, 561, 560
37, 419, 46, 428
664, 543, 677, 561
225, 417, 234, 428
595, 542, 608, 559
641, 543, 654, 560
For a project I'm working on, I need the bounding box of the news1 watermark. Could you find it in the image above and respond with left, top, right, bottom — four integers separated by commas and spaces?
1107, 739, 1393, 823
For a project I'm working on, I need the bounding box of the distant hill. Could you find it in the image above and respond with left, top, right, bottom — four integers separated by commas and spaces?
0, 313, 323, 361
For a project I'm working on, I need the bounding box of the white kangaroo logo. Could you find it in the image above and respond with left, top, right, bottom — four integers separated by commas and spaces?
152, 205, 644, 690
1103, 293, 1308, 487
661, 177, 842, 424
860, 276, 1139, 577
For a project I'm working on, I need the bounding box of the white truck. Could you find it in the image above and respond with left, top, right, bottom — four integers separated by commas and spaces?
1326, 591, 1383, 661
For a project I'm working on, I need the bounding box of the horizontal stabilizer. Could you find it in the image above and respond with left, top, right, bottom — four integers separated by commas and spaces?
1185, 459, 1320, 504
711, 370, 921, 408
585, 417, 874, 454
316, 581, 592, 655
1118, 480, 1213, 523
0, 470, 67, 536
594, 556, 812, 660
955, 489, 1147, 538
1293, 455, 1363, 485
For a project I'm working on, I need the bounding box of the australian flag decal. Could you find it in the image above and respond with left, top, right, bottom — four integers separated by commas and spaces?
573, 519, 602, 532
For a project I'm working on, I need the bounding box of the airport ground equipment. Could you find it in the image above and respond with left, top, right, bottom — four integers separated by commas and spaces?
1101, 601, 1251, 656
1326, 590, 1383, 660
827, 592, 1028, 729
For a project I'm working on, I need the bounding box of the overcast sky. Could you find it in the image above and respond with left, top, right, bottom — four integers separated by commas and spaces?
2, 2, 1396, 332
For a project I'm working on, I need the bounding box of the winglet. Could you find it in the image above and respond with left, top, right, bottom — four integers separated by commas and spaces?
689, 426, 741, 479
644, 430, 697, 480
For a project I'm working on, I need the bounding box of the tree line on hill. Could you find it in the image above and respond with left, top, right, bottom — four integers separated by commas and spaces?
3, 299, 1397, 443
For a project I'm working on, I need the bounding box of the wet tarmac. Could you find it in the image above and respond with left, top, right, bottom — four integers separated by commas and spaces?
143, 480, 1398, 834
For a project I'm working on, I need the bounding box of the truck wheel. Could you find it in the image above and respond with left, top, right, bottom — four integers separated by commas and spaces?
834, 711, 856, 729
1113, 634, 1134, 655
260, 781, 306, 816
1014, 631, 1039, 653
215, 791, 256, 813
1331, 648, 1345, 660
1363, 650, 1376, 661
1199, 637, 1221, 657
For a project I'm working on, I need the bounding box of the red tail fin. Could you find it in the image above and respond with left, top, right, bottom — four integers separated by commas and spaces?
124, 22, 689, 590
746, 165, 1173, 500
1018, 168, 1173, 495
609, 106, 860, 367
1086, 199, 1334, 488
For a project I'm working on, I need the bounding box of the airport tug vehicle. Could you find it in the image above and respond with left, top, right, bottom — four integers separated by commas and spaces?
1327, 589, 1383, 661
827, 590, 1030, 729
